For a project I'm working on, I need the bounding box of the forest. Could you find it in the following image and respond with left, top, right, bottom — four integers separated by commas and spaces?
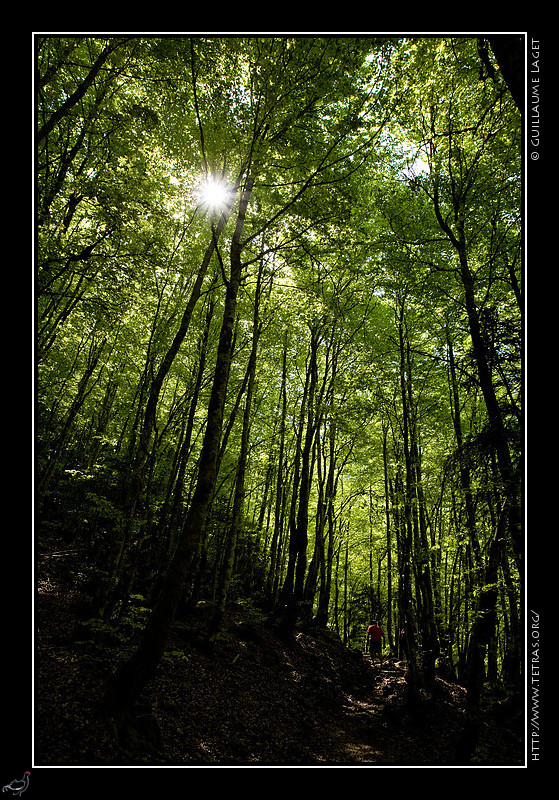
34, 34, 526, 768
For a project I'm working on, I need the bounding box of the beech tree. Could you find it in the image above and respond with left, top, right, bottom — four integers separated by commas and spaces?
36, 35, 523, 748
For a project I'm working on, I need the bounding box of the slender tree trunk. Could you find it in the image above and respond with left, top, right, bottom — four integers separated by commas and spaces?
304, 338, 338, 618
279, 324, 321, 630
395, 306, 422, 703
382, 425, 394, 654
446, 327, 483, 574
151, 292, 216, 601
279, 365, 309, 610
343, 533, 349, 646
457, 496, 508, 760
37, 38, 129, 144
208, 260, 263, 639
500, 549, 521, 692
96, 204, 234, 619
315, 460, 336, 629
266, 331, 288, 605
39, 334, 106, 493
293, 326, 321, 605
304, 426, 327, 612
433, 182, 522, 574
86, 372, 119, 469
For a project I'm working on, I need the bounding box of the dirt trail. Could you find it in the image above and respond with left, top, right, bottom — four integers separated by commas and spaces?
35, 537, 523, 767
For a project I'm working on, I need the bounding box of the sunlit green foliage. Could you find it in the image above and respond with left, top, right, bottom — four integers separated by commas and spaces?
37, 35, 522, 697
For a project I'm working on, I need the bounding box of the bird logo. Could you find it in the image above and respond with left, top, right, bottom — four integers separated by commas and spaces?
2, 773, 30, 796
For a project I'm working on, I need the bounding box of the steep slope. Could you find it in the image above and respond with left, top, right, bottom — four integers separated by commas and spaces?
35, 535, 524, 766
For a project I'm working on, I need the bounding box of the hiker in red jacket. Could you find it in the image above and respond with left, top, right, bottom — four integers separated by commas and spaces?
366, 621, 385, 665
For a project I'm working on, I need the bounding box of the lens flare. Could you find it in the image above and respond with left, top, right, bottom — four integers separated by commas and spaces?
195, 177, 231, 213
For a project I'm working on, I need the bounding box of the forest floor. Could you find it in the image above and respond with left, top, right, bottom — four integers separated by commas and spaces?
34, 534, 525, 768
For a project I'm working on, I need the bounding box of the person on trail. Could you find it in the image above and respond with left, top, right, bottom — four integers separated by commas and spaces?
366, 621, 385, 666
399, 628, 407, 660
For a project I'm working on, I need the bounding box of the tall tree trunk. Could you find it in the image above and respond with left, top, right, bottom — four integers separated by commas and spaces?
382, 425, 394, 654
457, 496, 509, 761
266, 331, 288, 606
446, 327, 483, 575
279, 360, 310, 612
304, 340, 338, 619
411, 430, 440, 686
293, 326, 321, 605
433, 184, 522, 575
303, 424, 327, 612
405, 318, 439, 685
103, 175, 253, 715
396, 305, 424, 703
343, 533, 349, 646
315, 452, 337, 629
151, 291, 216, 601
500, 548, 522, 692
279, 323, 321, 630
208, 259, 263, 639
96, 202, 234, 619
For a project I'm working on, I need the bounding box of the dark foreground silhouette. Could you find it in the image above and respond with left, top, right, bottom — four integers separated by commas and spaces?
36, 536, 523, 766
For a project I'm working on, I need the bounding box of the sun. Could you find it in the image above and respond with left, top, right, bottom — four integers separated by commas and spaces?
195, 176, 232, 214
